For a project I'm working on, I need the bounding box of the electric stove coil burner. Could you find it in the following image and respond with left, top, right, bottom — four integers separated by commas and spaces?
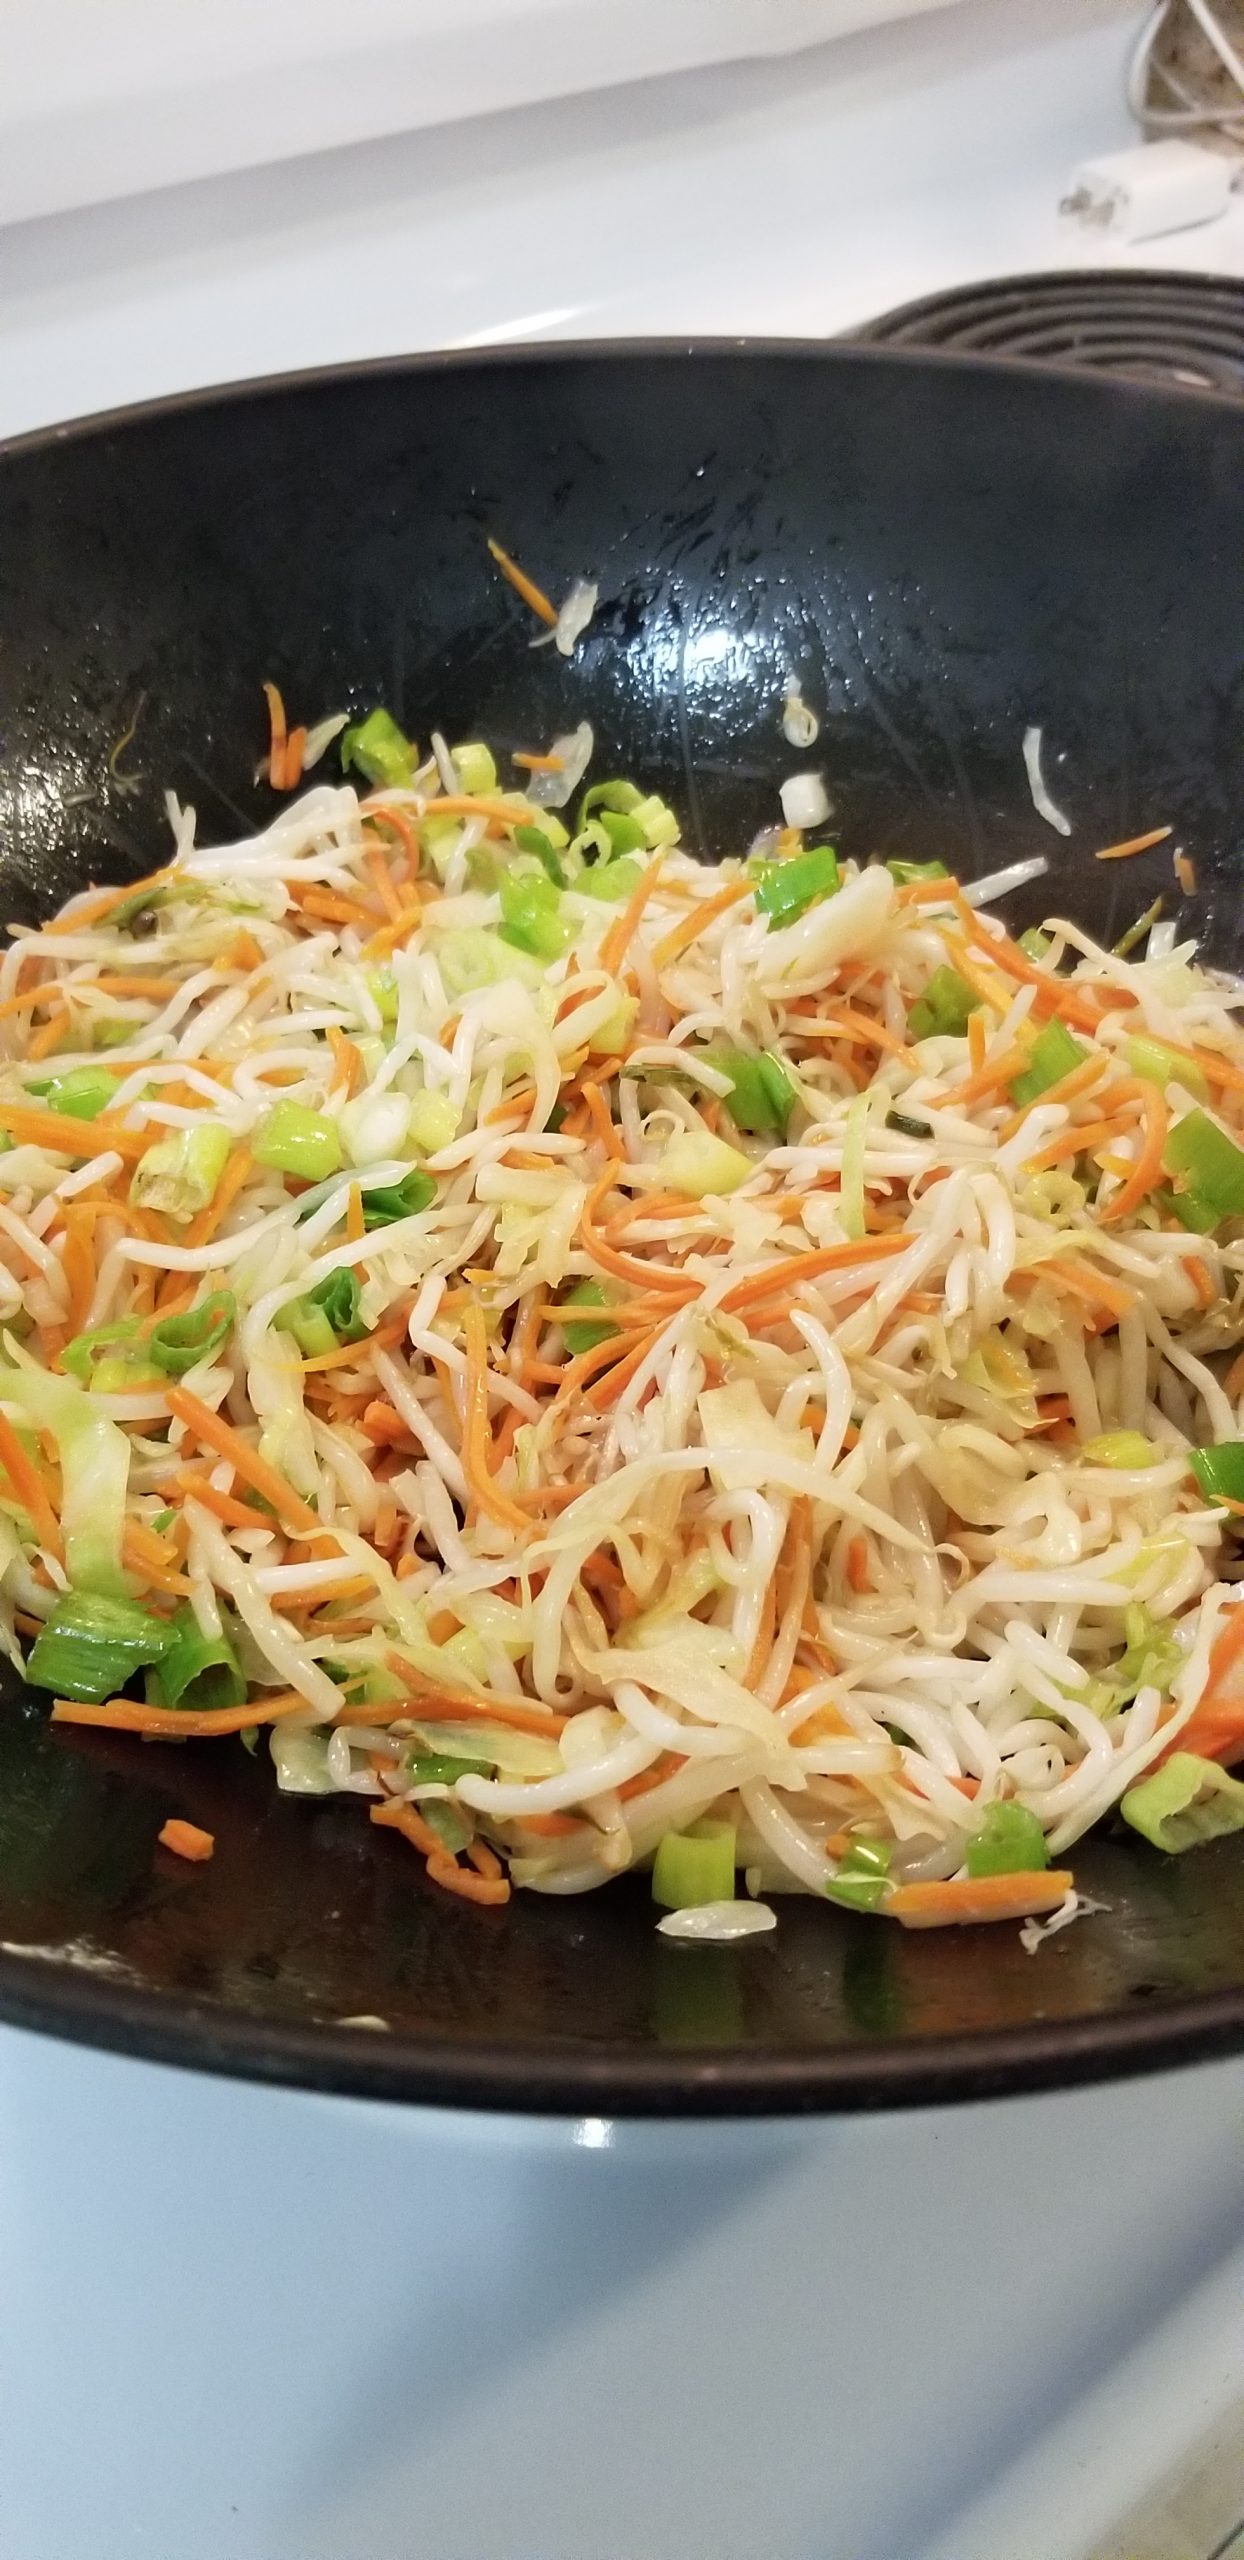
856, 269, 1244, 395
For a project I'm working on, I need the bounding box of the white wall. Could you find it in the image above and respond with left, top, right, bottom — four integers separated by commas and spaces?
0, 0, 982, 225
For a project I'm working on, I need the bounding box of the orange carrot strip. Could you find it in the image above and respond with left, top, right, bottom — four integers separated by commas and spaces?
1094, 826, 1172, 862
371, 1794, 444, 1857
599, 854, 667, 977
511, 750, 566, 774
846, 1534, 873, 1594
1042, 1258, 1135, 1322
0, 1103, 149, 1162
327, 1024, 365, 1100
383, 1656, 568, 1738
172, 1470, 273, 1531
651, 879, 751, 969
361, 802, 422, 872
221, 929, 264, 973
363, 846, 405, 922
719, 1234, 909, 1316
27, 1010, 70, 1061
184, 1145, 252, 1249
167, 1385, 320, 1534
299, 1314, 408, 1374
580, 1169, 696, 1296
346, 1183, 366, 1245
1100, 1079, 1168, 1225
461, 1301, 532, 1534
581, 1079, 621, 1161
158, 1818, 214, 1863
959, 916, 1110, 1034
53, 1692, 304, 1737
888, 1871, 1073, 1928
42, 865, 179, 937
282, 726, 307, 792
486, 537, 559, 626
1024, 1117, 1117, 1172
361, 903, 422, 961
426, 1850, 511, 1906
0, 1409, 62, 1554
263, 681, 289, 791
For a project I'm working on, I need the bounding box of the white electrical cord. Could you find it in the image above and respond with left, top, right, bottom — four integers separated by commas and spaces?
1129, 0, 1244, 137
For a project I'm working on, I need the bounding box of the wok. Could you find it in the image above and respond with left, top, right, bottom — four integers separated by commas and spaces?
1, 343, 1243, 2116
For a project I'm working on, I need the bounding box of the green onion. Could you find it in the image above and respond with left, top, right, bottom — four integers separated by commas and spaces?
630, 794, 681, 851
150, 1509, 176, 1535
451, 741, 497, 796
273, 1300, 337, 1359
405, 1751, 494, 1785
365, 968, 399, 1023
965, 1802, 1048, 1878
340, 707, 417, 790
578, 856, 644, 903
1160, 1188, 1221, 1235
885, 1110, 932, 1139
420, 1798, 474, 1855
1010, 1019, 1086, 1108
907, 965, 981, 1042
28, 1068, 122, 1121
824, 1835, 892, 1911
1081, 1431, 1159, 1469
512, 823, 566, 886
1122, 1752, 1244, 1854
752, 844, 840, 930
701, 1043, 797, 1138
595, 809, 648, 858
27, 1589, 179, 1703
1019, 928, 1052, 961
1163, 1108, 1244, 1226
886, 858, 949, 884
580, 780, 643, 827
406, 1089, 459, 1154
1189, 1443, 1244, 1504
145, 1604, 246, 1715
840, 1090, 870, 1241
498, 868, 574, 960
1114, 898, 1164, 960
658, 1132, 751, 1197
3, 1363, 131, 1593
130, 1123, 231, 1222
309, 1268, 366, 1340
1125, 1035, 1208, 1100
253, 1101, 343, 1183
652, 1818, 737, 1911
61, 1317, 145, 1386
92, 1019, 139, 1050
146, 1290, 236, 1376
559, 1277, 618, 1355
362, 1166, 436, 1229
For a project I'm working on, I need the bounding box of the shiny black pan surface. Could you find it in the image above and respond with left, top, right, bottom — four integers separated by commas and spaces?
2, 344, 1243, 2114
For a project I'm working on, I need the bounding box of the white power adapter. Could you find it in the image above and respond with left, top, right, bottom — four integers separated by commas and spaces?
1060, 138, 1235, 244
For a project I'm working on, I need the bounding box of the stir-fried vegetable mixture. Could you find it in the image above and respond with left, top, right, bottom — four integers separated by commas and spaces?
6, 709, 1244, 1936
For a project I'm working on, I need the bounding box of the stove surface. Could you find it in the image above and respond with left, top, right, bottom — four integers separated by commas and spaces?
857, 264, 1244, 393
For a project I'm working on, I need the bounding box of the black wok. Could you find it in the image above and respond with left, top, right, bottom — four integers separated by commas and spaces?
2, 343, 1244, 2116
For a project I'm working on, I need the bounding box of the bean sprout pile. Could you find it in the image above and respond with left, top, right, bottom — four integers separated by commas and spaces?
5, 718, 1244, 1938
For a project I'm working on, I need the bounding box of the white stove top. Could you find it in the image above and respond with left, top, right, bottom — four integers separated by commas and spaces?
3, 4, 1244, 2555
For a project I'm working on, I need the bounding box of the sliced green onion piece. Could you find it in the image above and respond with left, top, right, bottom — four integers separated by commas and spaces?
1018, 928, 1052, 960
29, 1068, 122, 1121
452, 741, 497, 795
27, 1589, 178, 1703
273, 1300, 337, 1359
965, 1802, 1049, 1878
840, 1090, 870, 1241
886, 858, 949, 884
907, 965, 981, 1042
308, 1268, 366, 1340
1125, 1035, 1208, 1100
1122, 1752, 1244, 1854
1010, 1018, 1086, 1108
578, 856, 644, 903
579, 780, 643, 827
362, 1166, 436, 1229
752, 844, 840, 930
498, 868, 573, 960
824, 1835, 892, 1911
658, 1132, 751, 1198
1163, 1108, 1244, 1225
130, 1123, 231, 1223
1114, 898, 1164, 960
701, 1044, 796, 1138
559, 1277, 618, 1355
340, 707, 417, 790
61, 1317, 145, 1385
146, 1290, 236, 1377
512, 823, 566, 886
1081, 1431, 1160, 1469
365, 968, 399, 1024
146, 1604, 246, 1715
404, 1751, 494, 1785
1189, 1443, 1244, 1504
1113, 1605, 1184, 1703
652, 1818, 737, 1911
595, 809, 648, 858
253, 1101, 343, 1183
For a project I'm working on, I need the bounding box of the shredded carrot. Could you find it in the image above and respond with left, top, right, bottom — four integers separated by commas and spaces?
363, 846, 405, 923
0, 1409, 62, 1556
581, 1079, 621, 1160
486, 536, 558, 627
158, 1818, 214, 1863
955, 910, 1108, 1034
362, 902, 422, 961
967, 1009, 988, 1073
599, 854, 667, 977
167, 1385, 321, 1535
299, 1313, 408, 1374
283, 727, 307, 792
0, 1103, 149, 1162
327, 1024, 365, 1099
1098, 1080, 1168, 1224
744, 1569, 778, 1688
122, 1520, 192, 1595
222, 929, 264, 973
460, 1302, 532, 1534
805, 1008, 916, 1065
27, 1009, 70, 1061
384, 1654, 567, 1738
511, 750, 565, 774
346, 1183, 366, 1245
172, 1471, 273, 1531
184, 1145, 253, 1249
846, 1535, 873, 1594
59, 1211, 97, 1335
651, 878, 751, 969
1161, 1607, 1244, 1766
1175, 850, 1198, 895
370, 1795, 443, 1857
719, 1234, 909, 1317
52, 1692, 305, 1738
1094, 825, 1172, 862
1024, 1116, 1118, 1173
426, 1850, 511, 1906
519, 1811, 587, 1838
1043, 1258, 1135, 1322
580, 1170, 695, 1296
263, 681, 289, 792
361, 802, 421, 872
888, 1871, 1074, 1928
